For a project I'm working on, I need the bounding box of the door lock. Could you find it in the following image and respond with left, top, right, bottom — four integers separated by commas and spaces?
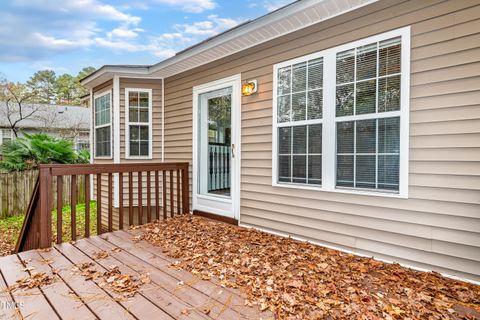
231, 144, 235, 158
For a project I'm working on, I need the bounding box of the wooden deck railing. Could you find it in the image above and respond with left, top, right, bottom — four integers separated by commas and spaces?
15, 162, 190, 253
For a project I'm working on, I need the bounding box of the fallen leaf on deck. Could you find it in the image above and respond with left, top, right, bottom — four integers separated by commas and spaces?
11, 272, 55, 291
92, 250, 109, 260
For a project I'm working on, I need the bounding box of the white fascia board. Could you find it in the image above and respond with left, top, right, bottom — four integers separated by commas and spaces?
149, 0, 378, 77
81, 66, 150, 88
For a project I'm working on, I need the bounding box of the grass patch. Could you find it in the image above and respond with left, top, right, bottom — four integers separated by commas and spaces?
0, 214, 25, 256
52, 201, 98, 243
0, 201, 97, 256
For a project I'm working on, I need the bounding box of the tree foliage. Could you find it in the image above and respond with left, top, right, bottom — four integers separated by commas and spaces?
1, 66, 96, 106
26, 70, 57, 104
0, 133, 89, 172
0, 77, 42, 137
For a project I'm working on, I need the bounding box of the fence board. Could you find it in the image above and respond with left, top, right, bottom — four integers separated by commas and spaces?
0, 170, 85, 218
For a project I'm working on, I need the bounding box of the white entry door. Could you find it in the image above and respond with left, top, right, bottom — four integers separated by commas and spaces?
193, 75, 241, 220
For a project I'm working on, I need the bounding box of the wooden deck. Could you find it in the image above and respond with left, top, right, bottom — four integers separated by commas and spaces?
0, 229, 272, 320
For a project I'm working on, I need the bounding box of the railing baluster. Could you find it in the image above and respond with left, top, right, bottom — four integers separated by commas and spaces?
119, 172, 123, 230
56, 176, 63, 244
155, 171, 160, 220
169, 170, 174, 217
39, 166, 53, 249
182, 166, 189, 214
108, 173, 113, 232
163, 170, 167, 220
138, 172, 143, 225
176, 169, 181, 215
84, 174, 90, 238
71, 175, 77, 241
128, 172, 133, 226
147, 171, 151, 223
96, 173, 102, 234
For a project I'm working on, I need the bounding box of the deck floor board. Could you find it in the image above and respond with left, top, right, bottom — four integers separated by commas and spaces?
0, 258, 21, 320
94, 233, 244, 320
75, 236, 207, 320
119, 229, 273, 319
0, 230, 271, 320
17, 250, 97, 320
55, 242, 171, 320
0, 254, 59, 320
37, 245, 136, 320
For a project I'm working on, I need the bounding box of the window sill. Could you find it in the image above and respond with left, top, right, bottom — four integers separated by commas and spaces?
272, 181, 408, 199
94, 156, 113, 160
125, 156, 153, 160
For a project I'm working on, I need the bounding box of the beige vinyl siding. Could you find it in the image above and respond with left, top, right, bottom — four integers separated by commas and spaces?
92, 78, 165, 228
163, 0, 480, 280
118, 78, 165, 215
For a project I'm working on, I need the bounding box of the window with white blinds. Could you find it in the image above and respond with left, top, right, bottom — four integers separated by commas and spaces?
336, 37, 402, 191
273, 27, 409, 197
277, 58, 323, 185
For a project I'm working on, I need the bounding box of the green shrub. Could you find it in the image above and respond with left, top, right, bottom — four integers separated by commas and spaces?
0, 133, 89, 171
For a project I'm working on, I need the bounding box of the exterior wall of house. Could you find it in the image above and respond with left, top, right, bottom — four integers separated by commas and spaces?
92, 78, 164, 229
118, 78, 164, 224
163, 0, 480, 280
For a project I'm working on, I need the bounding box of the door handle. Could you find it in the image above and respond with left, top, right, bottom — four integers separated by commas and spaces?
231, 144, 235, 158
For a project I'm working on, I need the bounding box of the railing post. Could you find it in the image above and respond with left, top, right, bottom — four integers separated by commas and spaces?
39, 166, 52, 249
182, 164, 189, 214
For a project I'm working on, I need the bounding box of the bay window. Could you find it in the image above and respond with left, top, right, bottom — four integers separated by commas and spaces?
273, 27, 409, 197
94, 91, 112, 158
126, 88, 152, 159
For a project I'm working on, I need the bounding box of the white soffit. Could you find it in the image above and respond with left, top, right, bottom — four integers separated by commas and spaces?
149, 0, 377, 78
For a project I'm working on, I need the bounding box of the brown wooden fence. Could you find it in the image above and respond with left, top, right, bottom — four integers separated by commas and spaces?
0, 170, 85, 219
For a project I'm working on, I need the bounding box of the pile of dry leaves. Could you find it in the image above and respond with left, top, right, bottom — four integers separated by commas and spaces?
0, 228, 18, 257
73, 260, 150, 298
137, 216, 480, 319
10, 272, 55, 292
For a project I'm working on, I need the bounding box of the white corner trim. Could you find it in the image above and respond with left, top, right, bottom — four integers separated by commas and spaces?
113, 75, 120, 207
271, 26, 410, 199
125, 88, 153, 160
89, 89, 94, 198
161, 78, 165, 162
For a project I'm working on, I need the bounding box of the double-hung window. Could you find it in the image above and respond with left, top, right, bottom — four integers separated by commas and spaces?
126, 89, 152, 159
273, 27, 409, 197
277, 58, 324, 185
94, 91, 112, 158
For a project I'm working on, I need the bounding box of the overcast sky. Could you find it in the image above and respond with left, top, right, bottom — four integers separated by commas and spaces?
0, 0, 292, 82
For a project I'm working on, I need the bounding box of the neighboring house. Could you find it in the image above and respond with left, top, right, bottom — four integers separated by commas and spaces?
0, 102, 90, 152
80, 0, 480, 281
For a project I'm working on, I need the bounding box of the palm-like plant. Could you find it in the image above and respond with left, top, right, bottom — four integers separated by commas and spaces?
0, 133, 88, 171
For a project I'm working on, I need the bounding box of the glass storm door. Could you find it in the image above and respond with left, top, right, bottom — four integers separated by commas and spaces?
193, 76, 240, 219
199, 87, 232, 197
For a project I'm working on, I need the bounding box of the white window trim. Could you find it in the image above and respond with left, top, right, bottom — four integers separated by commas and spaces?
125, 88, 153, 160
93, 89, 113, 159
0, 129, 14, 144
272, 26, 410, 199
